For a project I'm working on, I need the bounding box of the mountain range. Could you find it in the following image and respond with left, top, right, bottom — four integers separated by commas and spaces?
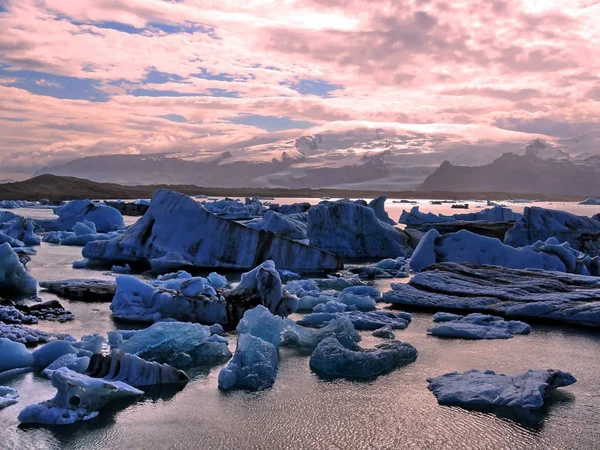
35, 128, 600, 195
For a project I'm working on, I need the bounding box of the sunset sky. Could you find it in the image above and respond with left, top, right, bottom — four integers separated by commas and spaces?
1, 0, 599, 178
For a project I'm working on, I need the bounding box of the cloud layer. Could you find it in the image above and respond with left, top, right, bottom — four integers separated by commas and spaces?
1, 0, 599, 178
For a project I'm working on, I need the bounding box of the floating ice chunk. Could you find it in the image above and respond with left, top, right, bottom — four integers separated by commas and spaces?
72, 334, 106, 355
299, 310, 411, 330
428, 314, 531, 339
110, 275, 227, 324
338, 293, 377, 311
42, 354, 90, 378
0, 217, 41, 246
40, 200, 124, 232
85, 351, 189, 386
218, 305, 282, 391
119, 321, 228, 368
0, 242, 37, 296
372, 326, 395, 339
409, 229, 600, 275
280, 316, 361, 351
149, 252, 193, 274
18, 367, 143, 425
218, 334, 278, 391
376, 257, 406, 270
427, 369, 577, 410
72, 259, 88, 269
505, 207, 600, 256
309, 338, 417, 379
32, 340, 78, 369
236, 304, 283, 349
0, 338, 34, 373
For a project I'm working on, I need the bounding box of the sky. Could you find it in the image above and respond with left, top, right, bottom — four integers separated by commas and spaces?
1, 0, 599, 179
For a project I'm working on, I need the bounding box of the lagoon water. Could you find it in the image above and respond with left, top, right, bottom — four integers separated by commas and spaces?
1, 199, 600, 449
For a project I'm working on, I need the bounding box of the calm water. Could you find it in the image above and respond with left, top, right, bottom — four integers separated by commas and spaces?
1, 201, 600, 449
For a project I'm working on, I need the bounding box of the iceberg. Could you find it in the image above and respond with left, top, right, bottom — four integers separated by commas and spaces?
119, 321, 230, 368
83, 189, 341, 271
383, 262, 600, 327
309, 338, 417, 379
18, 367, 143, 425
0, 338, 34, 373
218, 305, 282, 391
110, 275, 227, 324
0, 242, 37, 296
0, 386, 19, 409
409, 229, 600, 275
42, 354, 90, 378
39, 200, 124, 232
307, 200, 412, 259
202, 197, 265, 220
43, 220, 122, 246
84, 351, 189, 386
428, 313, 531, 339
504, 207, 600, 256
400, 205, 520, 226
0, 216, 41, 246
427, 369, 577, 410
280, 316, 361, 351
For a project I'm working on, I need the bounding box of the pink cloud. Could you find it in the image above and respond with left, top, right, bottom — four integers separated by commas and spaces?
0, 0, 598, 175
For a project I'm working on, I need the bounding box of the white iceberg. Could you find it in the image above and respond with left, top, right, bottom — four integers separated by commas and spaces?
427, 369, 576, 410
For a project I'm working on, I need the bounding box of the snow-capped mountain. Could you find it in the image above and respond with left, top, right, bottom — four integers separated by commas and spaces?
36, 128, 600, 191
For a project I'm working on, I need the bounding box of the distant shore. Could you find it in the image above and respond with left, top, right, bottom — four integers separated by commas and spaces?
0, 174, 595, 203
